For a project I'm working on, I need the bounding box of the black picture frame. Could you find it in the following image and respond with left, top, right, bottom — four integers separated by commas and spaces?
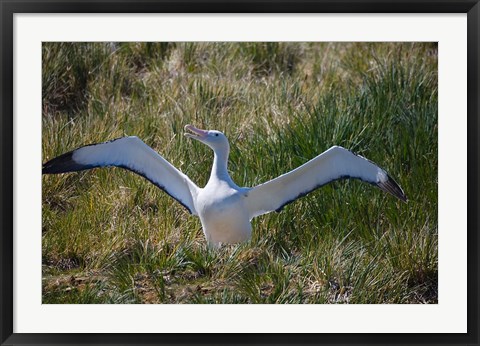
1, 1, 478, 345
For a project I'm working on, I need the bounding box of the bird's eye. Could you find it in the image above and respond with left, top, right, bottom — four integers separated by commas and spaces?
215, 134, 219, 137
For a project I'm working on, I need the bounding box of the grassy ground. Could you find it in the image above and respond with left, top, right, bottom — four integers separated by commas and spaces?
42, 42, 438, 304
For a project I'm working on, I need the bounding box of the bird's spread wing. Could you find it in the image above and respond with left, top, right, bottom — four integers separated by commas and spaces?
42, 136, 199, 215
246, 146, 407, 219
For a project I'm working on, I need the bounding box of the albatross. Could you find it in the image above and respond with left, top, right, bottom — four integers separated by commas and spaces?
43, 124, 407, 246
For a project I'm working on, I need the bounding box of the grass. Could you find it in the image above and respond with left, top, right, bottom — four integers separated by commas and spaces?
42, 42, 438, 304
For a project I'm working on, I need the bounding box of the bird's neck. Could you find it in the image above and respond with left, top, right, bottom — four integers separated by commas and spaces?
210, 150, 233, 184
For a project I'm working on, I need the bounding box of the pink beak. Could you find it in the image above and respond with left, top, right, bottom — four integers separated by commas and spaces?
184, 124, 208, 140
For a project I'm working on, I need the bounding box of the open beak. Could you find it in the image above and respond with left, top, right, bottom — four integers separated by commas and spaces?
184, 124, 208, 141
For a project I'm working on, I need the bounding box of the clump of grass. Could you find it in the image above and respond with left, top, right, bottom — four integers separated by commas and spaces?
42, 42, 437, 304
236, 42, 304, 76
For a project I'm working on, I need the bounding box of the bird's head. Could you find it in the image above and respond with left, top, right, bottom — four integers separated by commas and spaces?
184, 124, 230, 155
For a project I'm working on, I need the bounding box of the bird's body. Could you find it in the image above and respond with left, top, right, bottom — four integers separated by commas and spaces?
197, 182, 252, 244
43, 125, 407, 247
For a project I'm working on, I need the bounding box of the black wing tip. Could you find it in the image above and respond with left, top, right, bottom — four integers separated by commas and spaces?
42, 139, 127, 175
378, 175, 408, 203
42, 151, 92, 174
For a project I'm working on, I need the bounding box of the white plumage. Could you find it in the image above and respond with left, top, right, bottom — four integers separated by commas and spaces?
43, 124, 407, 247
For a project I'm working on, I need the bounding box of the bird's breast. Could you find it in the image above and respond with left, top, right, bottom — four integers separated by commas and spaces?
195, 187, 251, 246
197, 188, 242, 221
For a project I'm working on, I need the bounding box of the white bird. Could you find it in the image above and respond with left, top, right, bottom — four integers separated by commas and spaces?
43, 124, 407, 247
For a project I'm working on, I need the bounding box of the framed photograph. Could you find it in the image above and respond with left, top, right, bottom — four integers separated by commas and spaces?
1, 1, 478, 345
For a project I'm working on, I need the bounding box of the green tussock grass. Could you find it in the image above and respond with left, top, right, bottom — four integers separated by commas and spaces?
42, 42, 438, 304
